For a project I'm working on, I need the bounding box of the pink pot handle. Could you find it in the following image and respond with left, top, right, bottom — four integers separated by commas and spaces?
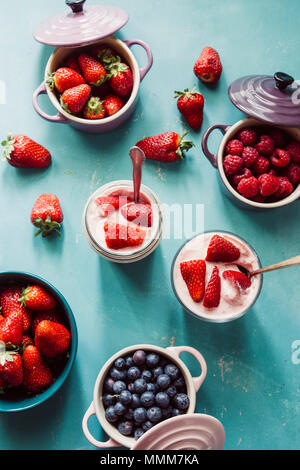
33, 82, 68, 123
167, 345, 207, 392
201, 124, 231, 168
82, 402, 120, 449
123, 39, 153, 80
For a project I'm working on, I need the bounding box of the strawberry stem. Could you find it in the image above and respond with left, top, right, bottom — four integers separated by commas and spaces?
32, 215, 62, 238
1, 133, 15, 160
176, 131, 195, 159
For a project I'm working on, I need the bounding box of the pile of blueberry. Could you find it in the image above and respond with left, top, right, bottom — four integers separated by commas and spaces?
102, 349, 190, 440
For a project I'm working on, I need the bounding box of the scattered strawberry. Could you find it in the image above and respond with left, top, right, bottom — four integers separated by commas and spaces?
241, 147, 259, 168
83, 96, 105, 120
60, 83, 91, 114
252, 156, 270, 175
0, 287, 31, 332
19, 285, 56, 311
285, 163, 300, 185
193, 46, 222, 84
35, 320, 71, 358
223, 270, 251, 290
237, 128, 258, 146
104, 222, 146, 250
22, 345, 53, 393
46, 67, 85, 93
273, 176, 294, 199
232, 168, 252, 186
180, 260, 206, 302
66, 56, 82, 74
136, 132, 194, 162
109, 61, 133, 97
258, 173, 280, 197
203, 267, 221, 308
31, 193, 63, 238
237, 176, 259, 198
223, 155, 243, 175
121, 203, 153, 227
31, 310, 63, 335
0, 311, 23, 346
255, 135, 275, 156
286, 141, 300, 163
270, 148, 291, 167
206, 235, 240, 263
78, 54, 107, 86
225, 139, 244, 156
0, 351, 23, 387
174, 88, 204, 130
1, 134, 51, 169
104, 94, 124, 116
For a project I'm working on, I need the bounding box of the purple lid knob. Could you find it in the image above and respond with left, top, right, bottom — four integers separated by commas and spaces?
274, 72, 294, 90
66, 0, 86, 14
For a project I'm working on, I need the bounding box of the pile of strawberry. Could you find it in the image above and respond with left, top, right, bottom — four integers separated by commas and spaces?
180, 235, 251, 308
47, 44, 133, 120
0, 284, 71, 395
223, 126, 300, 202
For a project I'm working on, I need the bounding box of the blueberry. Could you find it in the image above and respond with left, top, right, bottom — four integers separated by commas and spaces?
118, 420, 133, 436
134, 378, 147, 394
103, 393, 116, 407
153, 366, 164, 379
146, 353, 160, 369
119, 390, 132, 405
147, 406, 162, 423
133, 350, 146, 366
110, 367, 127, 381
114, 401, 126, 416
173, 376, 185, 390
114, 357, 126, 370
161, 405, 173, 419
134, 428, 144, 440
113, 380, 126, 394
164, 364, 179, 380
127, 366, 141, 381
140, 391, 155, 408
125, 356, 134, 368
104, 377, 115, 393
173, 393, 190, 410
105, 406, 118, 423
125, 408, 134, 420
156, 374, 171, 390
155, 392, 170, 408
171, 407, 182, 417
133, 407, 147, 423
142, 420, 153, 432
146, 383, 158, 393
131, 394, 141, 409
166, 385, 177, 398
141, 370, 152, 383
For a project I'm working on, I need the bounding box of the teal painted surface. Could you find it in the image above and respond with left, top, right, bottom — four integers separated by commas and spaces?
0, 0, 299, 450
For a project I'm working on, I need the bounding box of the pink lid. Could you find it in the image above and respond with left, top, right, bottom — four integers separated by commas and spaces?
33, 0, 129, 47
131, 414, 225, 451
228, 72, 300, 127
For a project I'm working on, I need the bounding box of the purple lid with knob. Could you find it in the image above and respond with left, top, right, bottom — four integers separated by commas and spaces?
228, 72, 300, 127
33, 0, 129, 47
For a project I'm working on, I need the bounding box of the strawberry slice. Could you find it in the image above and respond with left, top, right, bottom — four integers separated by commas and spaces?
206, 235, 240, 263
180, 260, 206, 302
104, 222, 146, 250
203, 267, 221, 308
95, 196, 121, 217
121, 203, 153, 227
222, 270, 251, 290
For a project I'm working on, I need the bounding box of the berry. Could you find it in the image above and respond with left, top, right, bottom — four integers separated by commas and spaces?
270, 148, 291, 167
131, 394, 141, 408
0, 286, 32, 332
0, 351, 23, 387
133, 350, 146, 366
147, 406, 163, 423
103, 393, 116, 407
174, 88, 204, 130
114, 357, 126, 370
237, 128, 258, 146
114, 401, 126, 416
119, 390, 132, 405
206, 234, 240, 263
140, 391, 155, 408
78, 54, 107, 86
268, 128, 287, 148
223, 270, 251, 290
232, 168, 252, 186
83, 96, 105, 120
136, 131, 194, 162
121, 203, 153, 228
203, 267, 221, 309
66, 55, 81, 74
30, 194, 63, 238
47, 67, 85, 93
255, 135, 275, 156
125, 356, 134, 368
153, 366, 164, 379
173, 376, 186, 390
141, 370, 152, 382
258, 173, 280, 197
104, 377, 115, 393
1, 134, 51, 169
252, 156, 270, 175
134, 378, 147, 394
241, 147, 259, 168
31, 309, 62, 335
286, 141, 300, 163
161, 406, 173, 419
146, 353, 160, 369
95, 195, 121, 217
273, 176, 294, 199
156, 374, 171, 390
109, 62, 133, 97
22, 345, 53, 393
110, 367, 126, 381
173, 393, 190, 410
164, 364, 179, 380
125, 408, 134, 420
20, 285, 56, 311
193, 46, 222, 83
142, 420, 153, 432
134, 428, 144, 440
113, 380, 126, 394
104, 94, 124, 117
180, 259, 206, 302
118, 420, 133, 436
223, 155, 243, 175
60, 84, 91, 114
127, 366, 141, 381
105, 406, 118, 423
0, 310, 23, 346
285, 163, 300, 185
34, 320, 71, 358
127, 383, 135, 393
104, 222, 146, 250
237, 176, 259, 198
133, 407, 147, 423
146, 383, 158, 393
225, 139, 244, 156
172, 408, 182, 417
155, 392, 170, 408
166, 385, 177, 398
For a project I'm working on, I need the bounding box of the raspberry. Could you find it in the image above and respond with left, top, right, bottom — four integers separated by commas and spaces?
270, 148, 291, 167
223, 155, 243, 175
237, 128, 258, 146
241, 146, 259, 168
255, 135, 275, 156
268, 128, 287, 148
237, 176, 259, 198
273, 176, 294, 199
225, 139, 244, 156
232, 168, 252, 186
258, 173, 280, 197
252, 156, 270, 175
268, 169, 277, 176
285, 163, 300, 185
285, 141, 300, 163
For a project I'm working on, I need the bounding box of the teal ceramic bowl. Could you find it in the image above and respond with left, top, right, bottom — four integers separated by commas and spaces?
0, 272, 78, 413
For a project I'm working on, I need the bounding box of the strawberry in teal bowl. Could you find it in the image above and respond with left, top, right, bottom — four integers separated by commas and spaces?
0, 272, 77, 412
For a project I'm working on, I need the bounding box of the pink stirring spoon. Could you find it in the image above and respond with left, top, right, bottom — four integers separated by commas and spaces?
129, 146, 146, 203
239, 254, 300, 278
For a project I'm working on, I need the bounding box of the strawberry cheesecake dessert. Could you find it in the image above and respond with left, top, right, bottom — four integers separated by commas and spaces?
83, 180, 163, 263
172, 231, 262, 322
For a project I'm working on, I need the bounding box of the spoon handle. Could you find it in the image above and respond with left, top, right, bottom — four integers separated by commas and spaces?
250, 254, 300, 277
129, 146, 146, 203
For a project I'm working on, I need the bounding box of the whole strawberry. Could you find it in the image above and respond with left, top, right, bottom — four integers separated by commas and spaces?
104, 94, 124, 116
0, 351, 23, 387
109, 62, 133, 97
174, 88, 204, 130
136, 132, 194, 162
0, 311, 23, 346
83, 97, 105, 120
31, 309, 62, 335
194, 46, 222, 84
19, 285, 57, 311
66, 56, 82, 74
180, 260, 206, 302
46, 67, 85, 93
78, 54, 107, 86
35, 320, 71, 358
1, 134, 51, 169
22, 345, 53, 393
0, 287, 31, 332
60, 84, 91, 114
31, 193, 63, 237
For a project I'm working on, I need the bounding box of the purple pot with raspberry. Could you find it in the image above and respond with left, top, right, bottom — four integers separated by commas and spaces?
202, 73, 300, 210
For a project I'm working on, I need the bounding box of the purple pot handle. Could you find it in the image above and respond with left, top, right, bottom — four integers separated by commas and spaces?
123, 39, 153, 80
33, 82, 68, 123
201, 124, 231, 168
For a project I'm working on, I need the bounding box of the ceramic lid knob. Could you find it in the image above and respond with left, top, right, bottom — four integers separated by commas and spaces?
274, 72, 294, 90
66, 0, 86, 14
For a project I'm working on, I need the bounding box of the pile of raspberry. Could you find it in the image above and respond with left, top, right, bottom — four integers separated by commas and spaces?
223, 126, 300, 202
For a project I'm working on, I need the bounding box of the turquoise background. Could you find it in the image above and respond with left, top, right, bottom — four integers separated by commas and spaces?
0, 0, 299, 450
